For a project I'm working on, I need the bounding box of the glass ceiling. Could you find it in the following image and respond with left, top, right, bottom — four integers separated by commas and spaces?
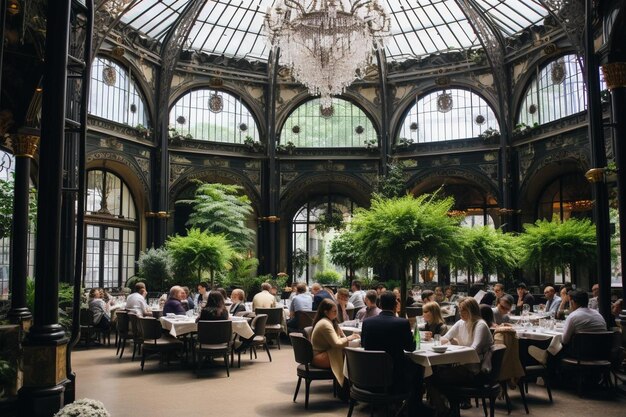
119, 0, 549, 62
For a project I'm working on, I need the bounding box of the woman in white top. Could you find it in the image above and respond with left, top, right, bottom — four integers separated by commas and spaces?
428, 297, 494, 414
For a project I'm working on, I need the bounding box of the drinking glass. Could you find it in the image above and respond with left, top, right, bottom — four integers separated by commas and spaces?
433, 334, 441, 346
522, 304, 530, 315
355, 318, 360, 329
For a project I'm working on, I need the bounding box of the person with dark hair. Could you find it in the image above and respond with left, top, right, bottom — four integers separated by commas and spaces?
375, 283, 387, 295
311, 299, 360, 390
493, 283, 506, 302
195, 281, 210, 308
355, 290, 381, 321
181, 286, 195, 311
311, 283, 334, 310
361, 292, 418, 403
444, 286, 457, 303
557, 284, 572, 319
126, 282, 152, 317
349, 280, 366, 309
420, 290, 435, 304
197, 290, 229, 321
493, 294, 513, 325
252, 282, 276, 309
216, 287, 230, 303
515, 282, 535, 310
335, 288, 354, 323
434, 286, 445, 303
479, 304, 496, 328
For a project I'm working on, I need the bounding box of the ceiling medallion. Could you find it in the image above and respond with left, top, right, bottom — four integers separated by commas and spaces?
474, 115, 486, 125
410, 122, 418, 132
265, 0, 390, 109
176, 116, 186, 125
239, 123, 248, 132
437, 92, 453, 113
354, 125, 364, 135
528, 104, 538, 114
102, 65, 116, 86
320, 105, 334, 118
208, 94, 223, 113
551, 61, 566, 84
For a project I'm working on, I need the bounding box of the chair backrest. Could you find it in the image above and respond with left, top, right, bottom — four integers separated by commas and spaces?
116, 310, 130, 334
484, 344, 507, 384
345, 307, 356, 320
296, 310, 316, 330
128, 313, 143, 340
251, 314, 268, 336
290, 333, 314, 365
569, 331, 614, 362
345, 347, 394, 390
255, 308, 282, 325
303, 326, 313, 341
80, 309, 95, 326
406, 306, 422, 318
139, 317, 162, 341
197, 320, 233, 345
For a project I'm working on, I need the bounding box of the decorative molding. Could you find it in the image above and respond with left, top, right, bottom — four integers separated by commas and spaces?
12, 134, 39, 158
86, 150, 151, 198
601, 62, 626, 91
406, 167, 500, 198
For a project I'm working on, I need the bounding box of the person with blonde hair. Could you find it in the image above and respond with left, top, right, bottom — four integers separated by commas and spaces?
422, 301, 447, 339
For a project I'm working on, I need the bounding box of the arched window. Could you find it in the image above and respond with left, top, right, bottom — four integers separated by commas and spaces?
89, 57, 150, 128
84, 169, 138, 289
292, 196, 363, 282
397, 88, 499, 143
537, 173, 592, 222
281, 98, 377, 147
517, 54, 586, 126
169, 89, 260, 143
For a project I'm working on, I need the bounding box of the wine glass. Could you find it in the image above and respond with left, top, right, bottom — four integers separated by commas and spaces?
522, 304, 530, 315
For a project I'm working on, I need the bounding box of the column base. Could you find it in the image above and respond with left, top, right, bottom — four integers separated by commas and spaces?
17, 383, 66, 417
6, 308, 33, 331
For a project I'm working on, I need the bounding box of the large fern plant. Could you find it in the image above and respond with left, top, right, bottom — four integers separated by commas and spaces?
182, 183, 255, 251
518, 216, 596, 276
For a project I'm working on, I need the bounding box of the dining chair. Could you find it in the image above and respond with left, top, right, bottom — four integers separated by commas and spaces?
195, 320, 233, 377
296, 310, 317, 332
128, 313, 144, 361
345, 307, 356, 320
518, 336, 553, 403
406, 306, 423, 318
255, 307, 283, 349
79, 309, 97, 346
560, 331, 614, 397
244, 314, 271, 366
139, 317, 183, 371
303, 326, 313, 341
115, 310, 131, 359
440, 344, 507, 417
289, 333, 336, 409
344, 347, 410, 417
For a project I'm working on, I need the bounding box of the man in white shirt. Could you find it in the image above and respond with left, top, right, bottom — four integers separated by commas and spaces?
349, 280, 366, 309
125, 282, 152, 317
542, 286, 561, 315
587, 284, 600, 310
252, 282, 277, 310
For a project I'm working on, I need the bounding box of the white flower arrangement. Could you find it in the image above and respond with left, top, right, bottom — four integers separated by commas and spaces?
54, 398, 110, 417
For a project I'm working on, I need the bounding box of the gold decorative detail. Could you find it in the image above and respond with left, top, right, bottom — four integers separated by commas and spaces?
7, 0, 20, 16
111, 45, 125, 57
13, 134, 39, 158
435, 76, 451, 86
447, 210, 467, 217
259, 215, 280, 223
585, 168, 605, 183
144, 211, 157, 218
601, 62, 626, 91
156, 211, 170, 219
208, 77, 224, 87
571, 199, 594, 212
22, 342, 68, 387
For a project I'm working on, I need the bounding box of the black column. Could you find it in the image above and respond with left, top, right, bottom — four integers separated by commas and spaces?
18, 1, 71, 415
601, 61, 626, 325
265, 50, 280, 275
6, 133, 38, 326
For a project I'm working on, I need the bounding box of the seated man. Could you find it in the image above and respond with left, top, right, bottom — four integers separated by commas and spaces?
492, 294, 514, 325
419, 290, 435, 304
356, 290, 381, 321
287, 282, 312, 330
88, 288, 111, 331
516, 282, 535, 311
252, 282, 276, 310
542, 285, 561, 315
588, 284, 600, 310
530, 290, 607, 364
311, 283, 334, 310
349, 280, 366, 310
162, 286, 186, 315
125, 282, 152, 317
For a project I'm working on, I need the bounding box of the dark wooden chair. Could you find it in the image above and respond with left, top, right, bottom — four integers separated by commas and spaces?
560, 331, 614, 396
289, 333, 336, 409
139, 317, 183, 371
255, 307, 284, 349
295, 310, 317, 332
344, 347, 410, 417
115, 310, 132, 359
406, 306, 423, 318
245, 314, 272, 365
128, 313, 144, 361
519, 336, 553, 403
195, 320, 233, 377
79, 309, 97, 346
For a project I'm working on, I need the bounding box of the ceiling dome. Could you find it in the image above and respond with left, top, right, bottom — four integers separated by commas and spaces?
118, 0, 550, 63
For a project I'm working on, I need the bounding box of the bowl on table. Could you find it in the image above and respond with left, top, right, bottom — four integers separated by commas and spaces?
432, 346, 448, 353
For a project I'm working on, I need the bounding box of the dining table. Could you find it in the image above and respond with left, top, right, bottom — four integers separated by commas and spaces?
160, 315, 254, 339
408, 341, 481, 377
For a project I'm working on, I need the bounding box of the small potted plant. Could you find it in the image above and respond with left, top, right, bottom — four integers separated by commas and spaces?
135, 124, 151, 140
478, 127, 500, 141
364, 139, 378, 150
395, 137, 414, 149
276, 141, 296, 154
243, 135, 264, 152
168, 127, 193, 143
54, 398, 110, 417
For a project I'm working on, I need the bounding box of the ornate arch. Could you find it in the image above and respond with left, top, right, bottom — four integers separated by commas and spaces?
407, 167, 499, 205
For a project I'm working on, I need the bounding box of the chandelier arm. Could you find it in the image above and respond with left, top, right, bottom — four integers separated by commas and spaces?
284, 0, 306, 14
351, 0, 370, 14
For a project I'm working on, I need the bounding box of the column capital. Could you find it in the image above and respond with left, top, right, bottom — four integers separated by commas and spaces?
601, 62, 626, 91
585, 167, 606, 183
12, 134, 40, 158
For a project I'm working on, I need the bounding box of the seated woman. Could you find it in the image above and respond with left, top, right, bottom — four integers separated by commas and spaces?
197, 291, 229, 321
88, 288, 111, 331
311, 299, 360, 389
428, 298, 494, 414
479, 304, 496, 329
422, 301, 448, 340
434, 286, 445, 303
229, 289, 247, 315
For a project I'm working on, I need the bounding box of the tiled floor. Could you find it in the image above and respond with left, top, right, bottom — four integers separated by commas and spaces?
72, 341, 626, 417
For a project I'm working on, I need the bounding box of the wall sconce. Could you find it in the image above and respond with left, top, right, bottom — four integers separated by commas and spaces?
7, 0, 20, 16
259, 215, 280, 223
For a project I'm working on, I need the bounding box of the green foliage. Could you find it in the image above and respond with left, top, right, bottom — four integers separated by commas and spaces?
183, 182, 255, 251
135, 247, 173, 290
166, 228, 234, 287
224, 256, 259, 291
375, 160, 406, 199
292, 248, 309, 278
518, 217, 597, 273
313, 270, 342, 284
329, 230, 364, 275
0, 174, 38, 238
453, 226, 521, 276
0, 359, 16, 384
316, 212, 345, 234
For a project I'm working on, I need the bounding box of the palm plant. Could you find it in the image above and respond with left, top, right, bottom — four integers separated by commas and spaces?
350, 193, 461, 315
165, 228, 234, 287
518, 216, 596, 282
182, 182, 255, 251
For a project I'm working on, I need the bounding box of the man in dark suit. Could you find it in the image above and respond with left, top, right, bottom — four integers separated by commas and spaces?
361, 291, 432, 416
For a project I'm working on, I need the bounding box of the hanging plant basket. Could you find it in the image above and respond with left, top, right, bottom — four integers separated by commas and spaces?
316, 212, 345, 234
102, 65, 116, 86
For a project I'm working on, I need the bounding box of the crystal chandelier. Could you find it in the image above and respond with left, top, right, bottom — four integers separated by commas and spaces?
265, 0, 390, 109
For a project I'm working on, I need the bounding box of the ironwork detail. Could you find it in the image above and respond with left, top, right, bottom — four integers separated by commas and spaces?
437, 92, 453, 113
208, 93, 223, 113
538, 1, 586, 55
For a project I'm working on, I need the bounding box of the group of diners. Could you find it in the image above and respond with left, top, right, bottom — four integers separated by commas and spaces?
288, 279, 613, 416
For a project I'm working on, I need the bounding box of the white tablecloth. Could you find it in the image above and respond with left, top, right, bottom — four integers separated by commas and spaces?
515, 327, 564, 355
160, 316, 254, 339
408, 342, 480, 377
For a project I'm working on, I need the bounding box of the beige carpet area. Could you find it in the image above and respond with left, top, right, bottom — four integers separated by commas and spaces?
72, 341, 626, 417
